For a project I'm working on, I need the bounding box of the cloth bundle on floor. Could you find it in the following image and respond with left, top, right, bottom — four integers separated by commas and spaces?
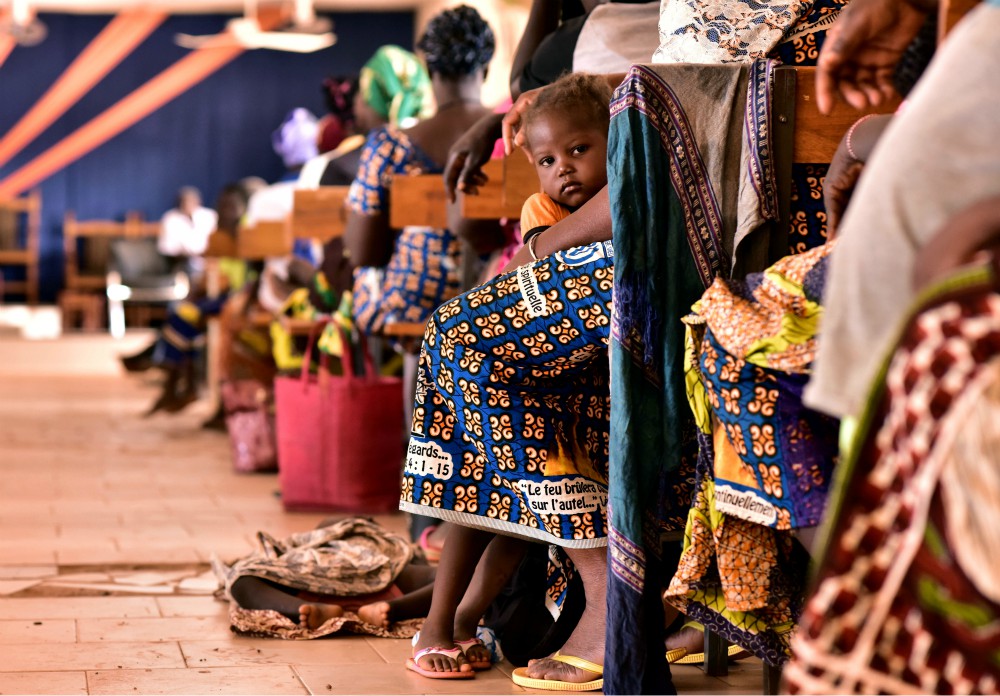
213, 517, 421, 640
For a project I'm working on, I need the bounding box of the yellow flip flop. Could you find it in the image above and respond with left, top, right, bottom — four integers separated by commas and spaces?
666, 647, 688, 663
674, 643, 749, 664
511, 652, 603, 692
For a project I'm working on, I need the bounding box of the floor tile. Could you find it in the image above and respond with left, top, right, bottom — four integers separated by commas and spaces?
57, 546, 203, 565
294, 663, 528, 695
180, 636, 384, 667
0, 565, 57, 580
86, 666, 308, 695
78, 616, 227, 643
0, 620, 76, 644
364, 637, 413, 664
0, 579, 41, 595
156, 596, 229, 618
0, 671, 88, 694
0, 597, 160, 620
0, 641, 185, 671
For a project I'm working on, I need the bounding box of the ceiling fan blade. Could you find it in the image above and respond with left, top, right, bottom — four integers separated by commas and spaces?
242, 31, 335, 53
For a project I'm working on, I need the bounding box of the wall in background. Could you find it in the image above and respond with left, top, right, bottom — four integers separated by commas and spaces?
0, 11, 414, 302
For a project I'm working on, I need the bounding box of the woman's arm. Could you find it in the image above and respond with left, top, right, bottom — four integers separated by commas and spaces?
344, 209, 394, 268
913, 193, 1000, 291
343, 129, 398, 268
824, 113, 894, 235
510, 0, 563, 100
501, 185, 611, 273
447, 195, 505, 256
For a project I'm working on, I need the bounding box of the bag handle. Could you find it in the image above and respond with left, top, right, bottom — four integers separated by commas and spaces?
299, 319, 379, 385
335, 325, 379, 383
300, 318, 330, 387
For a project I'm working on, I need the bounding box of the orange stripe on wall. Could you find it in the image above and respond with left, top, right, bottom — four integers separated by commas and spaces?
0, 36, 249, 200
0, 10, 167, 170
0, 35, 14, 69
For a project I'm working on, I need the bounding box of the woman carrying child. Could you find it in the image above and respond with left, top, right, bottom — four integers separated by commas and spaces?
402, 73, 614, 690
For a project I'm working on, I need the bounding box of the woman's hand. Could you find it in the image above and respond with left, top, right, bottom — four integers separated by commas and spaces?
444, 112, 505, 203
501, 88, 543, 155
815, 0, 934, 114
824, 114, 893, 236
913, 194, 1000, 292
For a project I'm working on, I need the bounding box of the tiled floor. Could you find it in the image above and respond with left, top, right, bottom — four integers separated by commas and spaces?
0, 331, 765, 694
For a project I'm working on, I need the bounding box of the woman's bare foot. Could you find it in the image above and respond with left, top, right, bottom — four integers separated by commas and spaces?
357, 601, 391, 628
665, 623, 703, 655
525, 546, 606, 684
298, 602, 344, 630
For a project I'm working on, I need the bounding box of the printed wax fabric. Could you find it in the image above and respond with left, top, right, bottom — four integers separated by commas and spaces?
347, 126, 462, 335
606, 60, 781, 694
400, 239, 615, 548
786, 267, 1000, 694
663, 242, 838, 667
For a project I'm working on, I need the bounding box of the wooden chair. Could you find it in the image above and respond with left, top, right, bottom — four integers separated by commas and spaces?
0, 191, 41, 305
61, 211, 134, 330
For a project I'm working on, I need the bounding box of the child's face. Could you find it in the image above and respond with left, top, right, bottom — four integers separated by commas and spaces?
525, 113, 608, 210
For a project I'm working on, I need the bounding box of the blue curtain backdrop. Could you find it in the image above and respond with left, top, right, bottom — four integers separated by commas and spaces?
0, 11, 414, 302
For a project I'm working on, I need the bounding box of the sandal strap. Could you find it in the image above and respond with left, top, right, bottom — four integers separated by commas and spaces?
454, 638, 484, 648
413, 646, 464, 662
551, 652, 603, 676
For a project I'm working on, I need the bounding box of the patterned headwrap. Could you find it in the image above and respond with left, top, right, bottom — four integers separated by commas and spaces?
358, 45, 432, 127
272, 108, 320, 168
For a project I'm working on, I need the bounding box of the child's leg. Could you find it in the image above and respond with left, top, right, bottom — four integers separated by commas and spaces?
412, 525, 493, 673
357, 564, 437, 628
229, 576, 343, 628
452, 535, 530, 664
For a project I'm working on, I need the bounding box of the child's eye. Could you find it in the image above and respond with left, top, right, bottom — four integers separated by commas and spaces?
572, 145, 589, 155
538, 156, 554, 167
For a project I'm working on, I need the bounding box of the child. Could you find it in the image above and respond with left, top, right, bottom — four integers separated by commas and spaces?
407, 72, 613, 682
518, 72, 613, 258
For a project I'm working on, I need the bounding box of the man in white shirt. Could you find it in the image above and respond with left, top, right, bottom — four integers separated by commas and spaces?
158, 187, 218, 269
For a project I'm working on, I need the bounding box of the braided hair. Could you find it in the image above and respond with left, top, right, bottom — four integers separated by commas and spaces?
417, 5, 494, 79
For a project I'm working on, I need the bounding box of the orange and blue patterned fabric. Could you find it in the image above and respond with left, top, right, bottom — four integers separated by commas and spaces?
689, 242, 839, 531
348, 126, 462, 334
662, 243, 838, 666
400, 235, 615, 547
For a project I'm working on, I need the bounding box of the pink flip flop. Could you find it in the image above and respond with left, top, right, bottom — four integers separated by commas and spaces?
455, 637, 492, 670
405, 646, 475, 680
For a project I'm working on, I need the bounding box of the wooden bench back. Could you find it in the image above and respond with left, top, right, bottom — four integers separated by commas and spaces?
238, 219, 291, 260
292, 187, 350, 241
389, 174, 449, 229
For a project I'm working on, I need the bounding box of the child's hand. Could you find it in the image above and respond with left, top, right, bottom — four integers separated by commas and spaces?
502, 88, 542, 155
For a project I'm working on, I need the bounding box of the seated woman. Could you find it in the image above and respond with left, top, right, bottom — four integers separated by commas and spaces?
343, 6, 502, 337
786, 195, 1000, 694
126, 183, 251, 414
404, 73, 614, 688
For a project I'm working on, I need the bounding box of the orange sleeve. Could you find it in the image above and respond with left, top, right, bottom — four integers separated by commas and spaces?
519, 193, 571, 234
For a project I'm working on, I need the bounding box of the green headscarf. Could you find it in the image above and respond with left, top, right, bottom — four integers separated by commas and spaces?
358, 45, 432, 127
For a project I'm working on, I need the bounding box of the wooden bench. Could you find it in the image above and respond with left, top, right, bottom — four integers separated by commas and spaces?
0, 191, 40, 305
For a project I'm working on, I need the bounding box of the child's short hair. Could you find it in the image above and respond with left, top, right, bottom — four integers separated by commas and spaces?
522, 73, 613, 150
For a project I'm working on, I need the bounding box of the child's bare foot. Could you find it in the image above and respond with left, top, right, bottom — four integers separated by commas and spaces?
298, 602, 344, 630
357, 601, 391, 628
